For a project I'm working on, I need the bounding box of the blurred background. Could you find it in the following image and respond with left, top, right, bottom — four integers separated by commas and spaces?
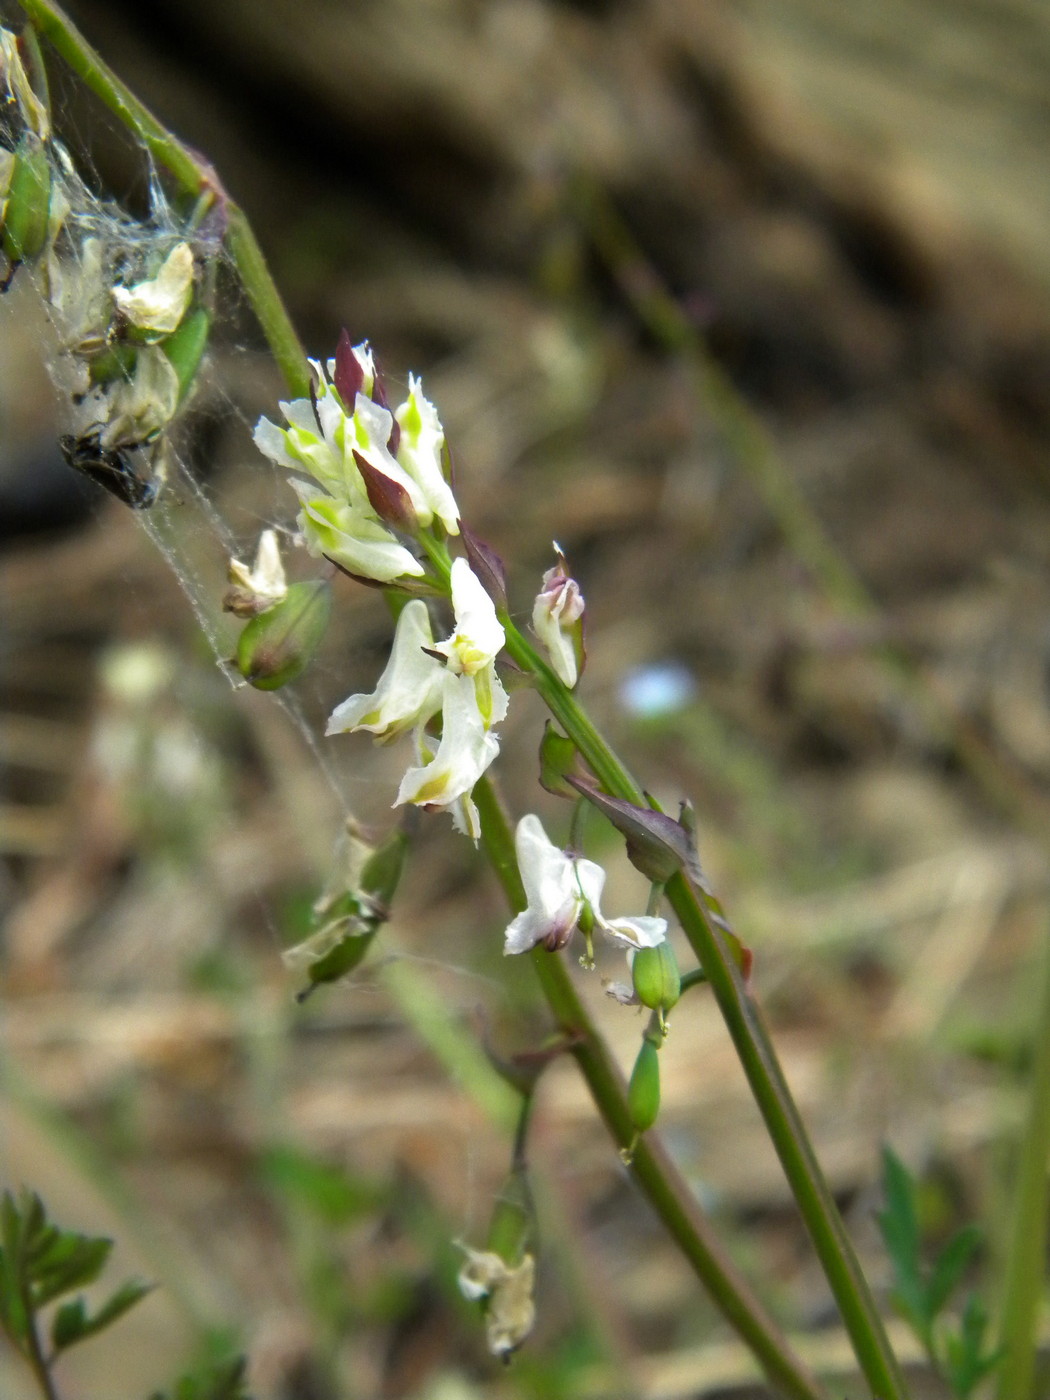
3, 1, 1050, 1396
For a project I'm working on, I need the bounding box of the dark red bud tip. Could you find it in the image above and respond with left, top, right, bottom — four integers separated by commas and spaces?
461, 525, 508, 611
333, 329, 364, 407
352, 448, 416, 531
368, 363, 401, 454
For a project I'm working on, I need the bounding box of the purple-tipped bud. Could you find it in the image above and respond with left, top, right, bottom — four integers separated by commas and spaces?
461, 525, 508, 611
333, 328, 365, 407
369, 362, 401, 455
352, 448, 417, 532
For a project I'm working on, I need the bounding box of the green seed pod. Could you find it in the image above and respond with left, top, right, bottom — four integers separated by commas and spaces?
300, 925, 376, 1001
161, 303, 211, 403
632, 942, 681, 1016
235, 580, 331, 690
2, 131, 51, 269
627, 1035, 661, 1135
486, 1163, 533, 1268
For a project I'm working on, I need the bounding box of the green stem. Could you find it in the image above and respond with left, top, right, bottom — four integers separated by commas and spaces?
994, 924, 1050, 1400
501, 622, 909, 1400
14, 0, 313, 399
473, 775, 826, 1400
19, 10, 894, 1390
20, 1297, 61, 1400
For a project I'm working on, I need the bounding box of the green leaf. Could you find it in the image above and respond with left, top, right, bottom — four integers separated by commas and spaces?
876, 1147, 928, 1333
31, 1233, 112, 1307
925, 1223, 981, 1319
148, 1354, 253, 1400
52, 1278, 153, 1352
943, 1294, 1003, 1398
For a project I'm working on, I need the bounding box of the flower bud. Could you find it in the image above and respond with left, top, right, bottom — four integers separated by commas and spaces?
1, 131, 51, 277
627, 1033, 661, 1136
352, 447, 418, 533
235, 580, 331, 690
224, 530, 288, 618
532, 546, 585, 688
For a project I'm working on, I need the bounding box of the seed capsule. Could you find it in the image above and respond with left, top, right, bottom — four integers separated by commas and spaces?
632, 942, 681, 1025
162, 303, 211, 404
235, 580, 331, 690
1, 131, 51, 279
627, 1034, 661, 1135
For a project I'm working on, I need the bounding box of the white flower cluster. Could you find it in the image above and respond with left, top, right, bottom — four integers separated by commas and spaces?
253, 340, 458, 583
255, 344, 506, 839
327, 559, 507, 840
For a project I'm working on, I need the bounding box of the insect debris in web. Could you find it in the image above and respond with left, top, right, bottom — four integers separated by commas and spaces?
59, 428, 162, 510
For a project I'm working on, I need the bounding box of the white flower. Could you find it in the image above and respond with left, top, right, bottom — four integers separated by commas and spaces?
431, 558, 508, 727
395, 374, 460, 534
326, 601, 444, 741
111, 241, 195, 337
70, 345, 180, 451
503, 814, 667, 957
325, 563, 508, 837
253, 346, 462, 582
532, 547, 585, 688
225, 529, 288, 617
396, 672, 500, 839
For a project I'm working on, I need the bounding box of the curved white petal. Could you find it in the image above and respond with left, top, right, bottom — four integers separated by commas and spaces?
396, 375, 460, 533
596, 915, 668, 950
326, 601, 443, 739
395, 672, 500, 813
434, 559, 505, 676
502, 815, 581, 954
292, 482, 424, 581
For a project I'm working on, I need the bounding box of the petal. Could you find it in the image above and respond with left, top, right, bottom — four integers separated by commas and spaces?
292, 482, 424, 582
572, 855, 607, 912
326, 600, 443, 738
395, 375, 460, 534
434, 559, 506, 675
515, 815, 576, 916
396, 672, 500, 812
596, 915, 668, 950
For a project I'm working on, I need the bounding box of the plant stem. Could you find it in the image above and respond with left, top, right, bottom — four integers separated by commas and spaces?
501, 622, 910, 1400
474, 775, 827, 1400
14, 0, 313, 399
20, 10, 899, 1391
994, 923, 1050, 1400
21, 1304, 60, 1400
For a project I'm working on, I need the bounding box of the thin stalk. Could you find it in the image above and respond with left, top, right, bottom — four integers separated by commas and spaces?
473, 775, 826, 1400
21, 1300, 61, 1400
994, 925, 1050, 1400
14, 0, 313, 398
18, 11, 897, 1391
501, 622, 909, 1400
